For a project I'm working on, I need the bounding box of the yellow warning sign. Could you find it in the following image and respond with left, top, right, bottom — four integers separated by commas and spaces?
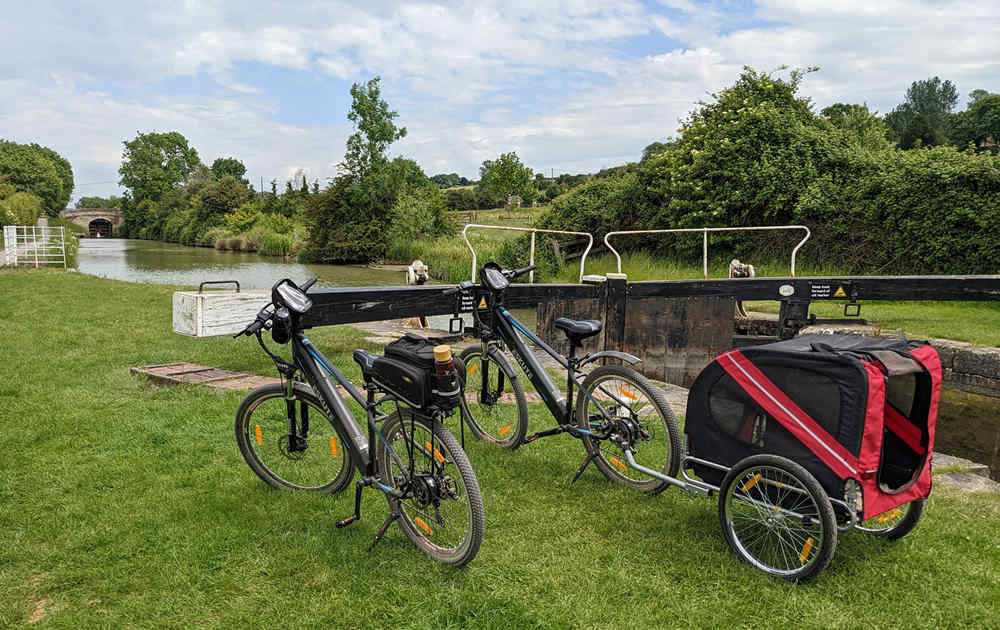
478, 297, 488, 309
833, 286, 847, 298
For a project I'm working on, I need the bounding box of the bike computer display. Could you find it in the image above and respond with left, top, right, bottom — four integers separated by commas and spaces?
482, 263, 509, 292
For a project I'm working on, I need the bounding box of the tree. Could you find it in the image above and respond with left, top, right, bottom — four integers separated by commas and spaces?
200, 175, 251, 219
641, 140, 673, 162
210, 157, 248, 184
119, 131, 201, 203
340, 77, 406, 179
821, 103, 891, 151
0, 140, 72, 215
951, 93, 1000, 151
76, 195, 123, 209
968, 89, 991, 107
884, 77, 959, 148
479, 152, 535, 207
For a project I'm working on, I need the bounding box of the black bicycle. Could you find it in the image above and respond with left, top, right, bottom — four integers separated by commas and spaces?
233, 277, 484, 566
449, 262, 682, 492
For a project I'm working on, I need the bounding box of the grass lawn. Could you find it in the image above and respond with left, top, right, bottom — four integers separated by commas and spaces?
3, 270, 1000, 628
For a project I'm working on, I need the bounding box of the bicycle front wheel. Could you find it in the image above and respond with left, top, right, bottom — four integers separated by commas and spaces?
576, 365, 681, 493
377, 411, 485, 566
459, 345, 528, 449
235, 383, 355, 493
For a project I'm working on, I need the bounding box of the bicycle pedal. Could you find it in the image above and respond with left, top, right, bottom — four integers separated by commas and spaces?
336, 515, 359, 528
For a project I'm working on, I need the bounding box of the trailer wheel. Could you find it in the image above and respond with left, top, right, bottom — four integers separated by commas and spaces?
719, 454, 837, 582
856, 499, 924, 541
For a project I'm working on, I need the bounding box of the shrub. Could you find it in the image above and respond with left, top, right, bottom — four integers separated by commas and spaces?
0, 191, 43, 225
258, 232, 294, 257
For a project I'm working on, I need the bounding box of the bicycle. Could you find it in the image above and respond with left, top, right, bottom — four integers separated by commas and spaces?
233, 277, 484, 566
448, 262, 682, 492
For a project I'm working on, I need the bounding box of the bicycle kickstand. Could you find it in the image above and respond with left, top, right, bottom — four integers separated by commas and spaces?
570, 451, 598, 484
336, 480, 365, 528
368, 504, 401, 552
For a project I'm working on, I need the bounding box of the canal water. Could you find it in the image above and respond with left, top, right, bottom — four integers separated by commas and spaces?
76, 239, 998, 480
76, 238, 405, 288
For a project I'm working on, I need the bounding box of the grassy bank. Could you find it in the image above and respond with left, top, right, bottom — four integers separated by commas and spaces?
2, 269, 1000, 628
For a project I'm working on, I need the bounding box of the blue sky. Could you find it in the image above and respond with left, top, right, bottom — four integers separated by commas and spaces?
1, 0, 997, 203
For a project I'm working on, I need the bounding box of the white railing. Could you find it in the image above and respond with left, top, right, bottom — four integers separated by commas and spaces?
2, 225, 67, 268
462, 224, 594, 283
603, 225, 811, 278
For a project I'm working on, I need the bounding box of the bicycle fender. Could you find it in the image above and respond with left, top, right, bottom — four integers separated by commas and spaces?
579, 351, 640, 367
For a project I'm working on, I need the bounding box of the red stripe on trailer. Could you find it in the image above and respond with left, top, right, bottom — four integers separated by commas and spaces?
858, 360, 886, 476
719, 351, 859, 479
885, 405, 926, 455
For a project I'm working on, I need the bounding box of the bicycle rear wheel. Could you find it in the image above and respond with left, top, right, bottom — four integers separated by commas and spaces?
576, 365, 681, 493
459, 345, 528, 449
377, 411, 485, 566
235, 383, 355, 493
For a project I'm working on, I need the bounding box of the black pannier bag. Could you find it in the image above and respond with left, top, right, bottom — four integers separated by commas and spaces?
685, 334, 941, 520
370, 333, 465, 412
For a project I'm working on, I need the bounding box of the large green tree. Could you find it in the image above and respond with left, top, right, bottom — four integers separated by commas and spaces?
76, 195, 123, 209
119, 131, 201, 203
0, 140, 73, 215
885, 77, 959, 148
478, 152, 536, 206
340, 77, 406, 179
951, 92, 1000, 152
820, 103, 891, 151
210, 157, 248, 184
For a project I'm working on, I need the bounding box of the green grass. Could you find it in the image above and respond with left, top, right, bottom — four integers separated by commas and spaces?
3, 270, 1000, 628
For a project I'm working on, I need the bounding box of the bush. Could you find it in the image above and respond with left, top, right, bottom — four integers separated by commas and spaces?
258, 232, 294, 257
539, 66, 1000, 275
0, 191, 43, 225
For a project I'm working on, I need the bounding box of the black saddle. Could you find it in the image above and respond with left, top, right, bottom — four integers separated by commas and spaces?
555, 317, 602, 347
353, 349, 378, 375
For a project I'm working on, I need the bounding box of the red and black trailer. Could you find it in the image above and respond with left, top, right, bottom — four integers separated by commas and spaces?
679, 334, 941, 581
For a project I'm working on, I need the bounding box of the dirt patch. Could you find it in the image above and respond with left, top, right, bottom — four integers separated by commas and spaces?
26, 574, 51, 625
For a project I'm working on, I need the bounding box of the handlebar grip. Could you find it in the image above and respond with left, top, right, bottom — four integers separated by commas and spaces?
300, 276, 318, 292
511, 264, 536, 279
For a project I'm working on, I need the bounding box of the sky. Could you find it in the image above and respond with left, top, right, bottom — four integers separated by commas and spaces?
1, 0, 998, 203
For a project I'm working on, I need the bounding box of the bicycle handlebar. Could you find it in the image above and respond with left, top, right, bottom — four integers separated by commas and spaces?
509, 264, 536, 279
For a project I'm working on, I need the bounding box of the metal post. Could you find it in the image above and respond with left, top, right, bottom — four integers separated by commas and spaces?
529, 232, 536, 284
33, 226, 39, 268
702, 229, 709, 279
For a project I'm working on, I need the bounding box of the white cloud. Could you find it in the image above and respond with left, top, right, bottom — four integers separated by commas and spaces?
1, 0, 998, 202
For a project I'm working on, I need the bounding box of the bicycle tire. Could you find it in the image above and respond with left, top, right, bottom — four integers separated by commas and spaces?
459, 345, 528, 449
376, 411, 485, 566
235, 382, 355, 493
576, 365, 681, 493
719, 454, 837, 582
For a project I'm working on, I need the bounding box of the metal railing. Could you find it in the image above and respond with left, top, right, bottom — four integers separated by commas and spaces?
603, 225, 811, 278
462, 224, 594, 283
2, 225, 67, 268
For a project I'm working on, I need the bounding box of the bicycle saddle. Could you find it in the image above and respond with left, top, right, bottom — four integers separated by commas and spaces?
352, 349, 378, 374
555, 317, 602, 346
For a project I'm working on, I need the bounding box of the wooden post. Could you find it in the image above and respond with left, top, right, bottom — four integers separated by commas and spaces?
604, 273, 627, 354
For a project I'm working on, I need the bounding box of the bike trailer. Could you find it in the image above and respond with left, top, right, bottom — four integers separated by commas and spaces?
685, 334, 941, 519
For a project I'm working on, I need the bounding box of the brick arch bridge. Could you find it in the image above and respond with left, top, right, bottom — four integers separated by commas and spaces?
59, 208, 123, 237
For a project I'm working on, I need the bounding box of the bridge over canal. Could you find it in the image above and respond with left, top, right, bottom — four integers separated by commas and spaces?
59, 208, 122, 237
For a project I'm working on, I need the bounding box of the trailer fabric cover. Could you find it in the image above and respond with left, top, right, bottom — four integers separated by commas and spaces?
685, 334, 939, 520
